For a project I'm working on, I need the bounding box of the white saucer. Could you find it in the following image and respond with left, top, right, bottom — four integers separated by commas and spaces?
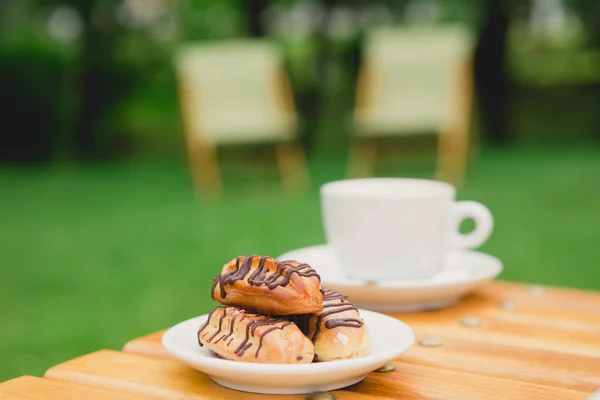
277, 246, 503, 312
162, 310, 414, 394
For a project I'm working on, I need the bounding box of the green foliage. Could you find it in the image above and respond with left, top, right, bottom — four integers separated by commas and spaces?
0, 42, 68, 161
1, 0, 600, 161
177, 0, 245, 40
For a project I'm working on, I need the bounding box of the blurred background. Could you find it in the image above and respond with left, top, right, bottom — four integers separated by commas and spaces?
1, 0, 599, 382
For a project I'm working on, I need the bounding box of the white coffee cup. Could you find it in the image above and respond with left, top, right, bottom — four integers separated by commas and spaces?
320, 178, 493, 281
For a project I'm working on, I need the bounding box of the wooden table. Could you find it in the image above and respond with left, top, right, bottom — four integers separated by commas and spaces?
2, 281, 600, 399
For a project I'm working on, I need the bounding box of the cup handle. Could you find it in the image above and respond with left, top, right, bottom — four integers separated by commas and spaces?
450, 201, 494, 249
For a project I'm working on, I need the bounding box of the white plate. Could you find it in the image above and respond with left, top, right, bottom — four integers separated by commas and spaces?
162, 309, 414, 394
278, 246, 503, 312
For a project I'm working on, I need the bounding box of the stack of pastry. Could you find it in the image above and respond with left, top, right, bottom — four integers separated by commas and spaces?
198, 255, 371, 364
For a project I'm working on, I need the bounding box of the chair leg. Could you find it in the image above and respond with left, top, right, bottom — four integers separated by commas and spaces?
189, 142, 222, 198
435, 126, 468, 188
276, 141, 310, 194
346, 138, 378, 179
437, 57, 473, 188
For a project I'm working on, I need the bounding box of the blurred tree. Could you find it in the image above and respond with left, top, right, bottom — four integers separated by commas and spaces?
474, 0, 512, 146
0, 0, 142, 161
178, 0, 244, 40
65, 0, 139, 159
245, 0, 269, 37
566, 0, 600, 47
0, 46, 64, 162
566, 0, 600, 140
301, 0, 334, 154
0, 1, 66, 162
293, 0, 405, 154
2, 0, 597, 164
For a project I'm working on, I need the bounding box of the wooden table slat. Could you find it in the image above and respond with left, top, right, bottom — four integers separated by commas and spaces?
358, 362, 587, 400
5, 281, 600, 399
44, 350, 391, 400
485, 282, 600, 311
0, 376, 147, 400
392, 282, 600, 325
402, 313, 600, 358
123, 327, 600, 394
425, 293, 600, 327
122, 281, 600, 394
122, 331, 170, 360
44, 350, 589, 400
408, 326, 600, 392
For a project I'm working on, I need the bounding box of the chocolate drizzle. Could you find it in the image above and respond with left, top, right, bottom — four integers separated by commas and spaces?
310, 288, 364, 343
220, 311, 239, 345
254, 321, 293, 357
207, 310, 226, 342
234, 316, 293, 357
211, 256, 320, 299
322, 288, 347, 302
198, 306, 294, 358
197, 307, 219, 347
210, 276, 219, 300
324, 318, 364, 329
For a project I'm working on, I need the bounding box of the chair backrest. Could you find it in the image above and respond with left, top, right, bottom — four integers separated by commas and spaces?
355, 25, 474, 136
175, 39, 296, 145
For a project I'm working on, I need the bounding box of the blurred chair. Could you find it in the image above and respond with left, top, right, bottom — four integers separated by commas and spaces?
349, 25, 475, 186
174, 40, 309, 196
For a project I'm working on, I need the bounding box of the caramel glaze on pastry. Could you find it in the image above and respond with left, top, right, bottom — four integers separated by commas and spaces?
289, 288, 371, 361
198, 306, 314, 364
211, 256, 323, 315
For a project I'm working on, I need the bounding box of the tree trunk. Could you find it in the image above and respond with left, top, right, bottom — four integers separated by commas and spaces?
474, 0, 510, 146
245, 0, 268, 37
71, 0, 135, 160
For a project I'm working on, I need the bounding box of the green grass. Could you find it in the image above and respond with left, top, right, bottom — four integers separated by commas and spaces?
1, 144, 600, 382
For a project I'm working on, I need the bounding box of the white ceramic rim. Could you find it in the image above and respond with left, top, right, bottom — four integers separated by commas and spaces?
162, 309, 414, 375
320, 178, 456, 200
277, 246, 503, 289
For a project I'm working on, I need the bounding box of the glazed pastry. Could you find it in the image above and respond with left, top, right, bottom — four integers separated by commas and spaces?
197, 306, 314, 364
211, 256, 323, 315
291, 288, 371, 361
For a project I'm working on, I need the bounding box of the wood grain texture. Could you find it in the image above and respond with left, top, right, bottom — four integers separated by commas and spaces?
479, 281, 600, 314
6, 282, 600, 398
393, 283, 600, 359
44, 350, 588, 400
123, 326, 600, 393
122, 281, 600, 396
391, 282, 600, 326
402, 310, 600, 357
353, 362, 587, 400
123, 331, 171, 359
406, 326, 600, 392
44, 350, 390, 400
0, 376, 147, 400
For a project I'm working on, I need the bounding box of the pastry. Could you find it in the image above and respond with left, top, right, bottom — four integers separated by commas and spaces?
290, 288, 371, 361
211, 256, 323, 315
197, 306, 314, 364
